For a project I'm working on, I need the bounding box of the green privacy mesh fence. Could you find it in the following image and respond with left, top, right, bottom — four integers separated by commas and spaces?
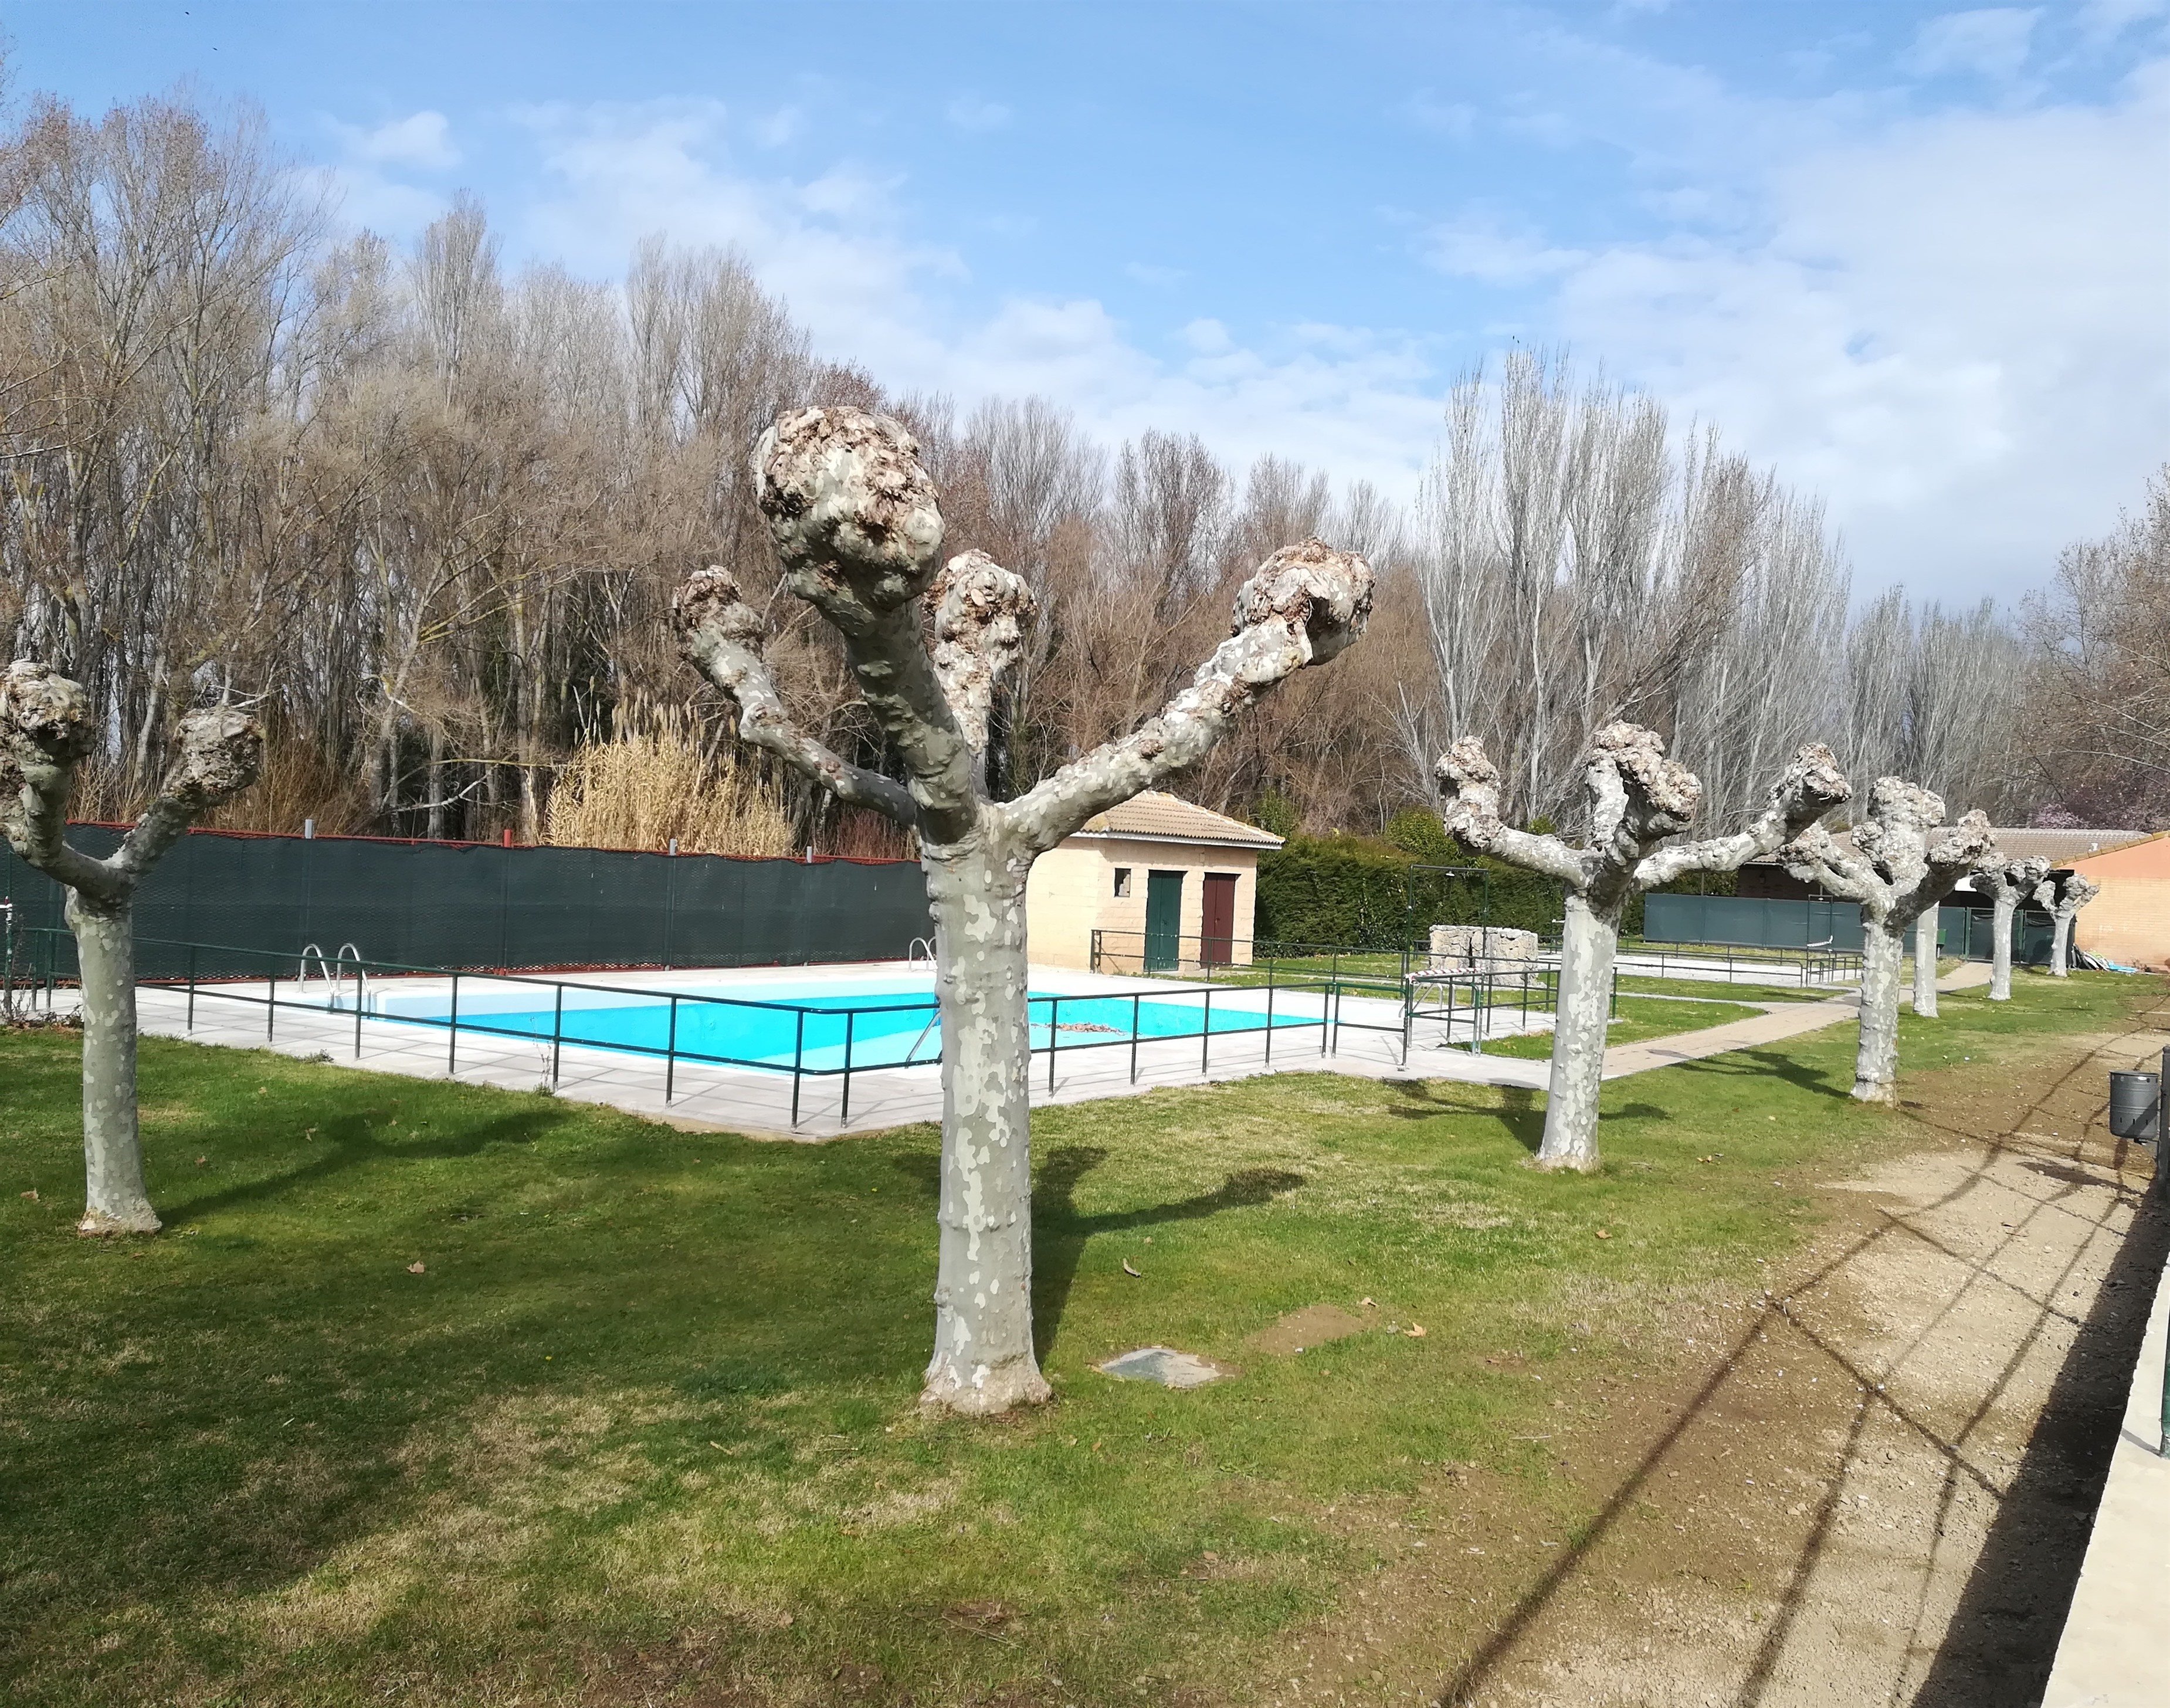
1642, 893, 2053, 963
0, 827, 933, 981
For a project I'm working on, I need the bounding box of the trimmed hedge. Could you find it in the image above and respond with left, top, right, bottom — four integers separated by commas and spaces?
1256, 832, 1738, 951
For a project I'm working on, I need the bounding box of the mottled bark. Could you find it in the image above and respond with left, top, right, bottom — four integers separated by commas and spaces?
918, 836, 1042, 1414
1543, 892, 1619, 1171
69, 896, 153, 1232
1779, 779, 1994, 1104
1974, 856, 2050, 1001
1, 660, 263, 1234
1913, 909, 1940, 1018
1439, 728, 1849, 1171
676, 406, 1374, 1415
2036, 872, 2100, 978
1856, 924, 1905, 1102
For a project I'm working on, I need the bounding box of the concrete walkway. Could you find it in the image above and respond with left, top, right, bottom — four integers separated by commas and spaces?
2042, 1190, 2170, 1707
1596, 959, 1992, 1081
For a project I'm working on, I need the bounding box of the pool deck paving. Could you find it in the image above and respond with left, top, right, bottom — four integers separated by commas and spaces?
87, 955, 1980, 1140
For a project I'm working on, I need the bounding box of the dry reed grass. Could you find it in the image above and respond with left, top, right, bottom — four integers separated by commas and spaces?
545, 710, 794, 858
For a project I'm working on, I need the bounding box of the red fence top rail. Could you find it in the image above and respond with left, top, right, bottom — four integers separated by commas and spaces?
59, 821, 917, 868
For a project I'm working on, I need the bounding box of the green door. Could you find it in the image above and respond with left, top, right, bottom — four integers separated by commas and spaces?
1144, 870, 1185, 971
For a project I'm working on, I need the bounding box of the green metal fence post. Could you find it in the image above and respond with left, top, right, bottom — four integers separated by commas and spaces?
665, 995, 679, 1103
550, 984, 564, 1085
447, 972, 459, 1075
840, 1010, 855, 1124
790, 1010, 806, 1127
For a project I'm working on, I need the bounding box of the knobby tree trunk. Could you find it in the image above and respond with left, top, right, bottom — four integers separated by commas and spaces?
1913, 908, 1940, 1018
1, 661, 263, 1234
1855, 918, 1906, 1103
1975, 856, 2051, 1003
2039, 873, 2099, 978
1780, 779, 1995, 1107
676, 408, 1374, 1414
1988, 893, 2018, 1000
919, 837, 1043, 1411
1439, 726, 1849, 1172
1543, 891, 1621, 1171
69, 892, 153, 1231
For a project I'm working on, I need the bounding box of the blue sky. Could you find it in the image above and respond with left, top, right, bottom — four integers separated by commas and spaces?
11, 0, 2169, 601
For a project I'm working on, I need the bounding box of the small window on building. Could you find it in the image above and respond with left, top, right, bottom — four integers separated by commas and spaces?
1113, 866, 1133, 898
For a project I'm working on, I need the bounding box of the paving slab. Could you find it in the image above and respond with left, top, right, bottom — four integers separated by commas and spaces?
2042, 1195, 2170, 1708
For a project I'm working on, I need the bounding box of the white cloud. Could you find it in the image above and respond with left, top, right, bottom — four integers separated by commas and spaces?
507, 99, 1443, 493
1485, 58, 2170, 597
1403, 93, 1477, 137
2079, 0, 2169, 48
317, 110, 459, 238
1425, 216, 1588, 285
339, 110, 460, 170
1903, 8, 2042, 81
945, 96, 1012, 133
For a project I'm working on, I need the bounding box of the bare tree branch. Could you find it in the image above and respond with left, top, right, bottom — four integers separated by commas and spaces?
1005, 538, 1373, 853
673, 566, 917, 824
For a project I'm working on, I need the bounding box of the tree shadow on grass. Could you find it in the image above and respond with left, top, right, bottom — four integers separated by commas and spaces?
1667, 1045, 1854, 1101
164, 1103, 575, 1225
1383, 1080, 1545, 1152
1030, 1146, 1304, 1357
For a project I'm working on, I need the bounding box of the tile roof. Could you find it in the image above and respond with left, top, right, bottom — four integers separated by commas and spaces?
1073, 791, 1284, 849
1982, 828, 2153, 866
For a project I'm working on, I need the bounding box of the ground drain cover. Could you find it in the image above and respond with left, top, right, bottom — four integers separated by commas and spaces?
1095, 1346, 1234, 1388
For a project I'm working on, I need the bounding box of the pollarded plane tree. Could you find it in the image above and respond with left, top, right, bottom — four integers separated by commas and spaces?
1972, 854, 2052, 1002
2036, 871, 2102, 978
0, 663, 264, 1234
1435, 725, 1850, 1172
675, 407, 1372, 1416
1779, 781, 1995, 1104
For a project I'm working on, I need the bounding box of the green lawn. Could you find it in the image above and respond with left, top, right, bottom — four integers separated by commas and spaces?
1612, 973, 1832, 1004
1483, 992, 1768, 1059
0, 969, 2144, 1706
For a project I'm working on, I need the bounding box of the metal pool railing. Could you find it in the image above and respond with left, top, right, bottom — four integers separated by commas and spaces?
8, 929, 1481, 1128
1090, 928, 1860, 991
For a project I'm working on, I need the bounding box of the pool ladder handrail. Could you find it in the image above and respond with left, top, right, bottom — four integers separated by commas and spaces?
903, 999, 940, 1065
296, 942, 368, 1014
907, 936, 936, 967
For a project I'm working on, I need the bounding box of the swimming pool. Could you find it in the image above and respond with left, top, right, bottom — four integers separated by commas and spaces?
365, 980, 1322, 1073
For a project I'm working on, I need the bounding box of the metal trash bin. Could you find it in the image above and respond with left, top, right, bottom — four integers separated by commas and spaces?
2108, 1070, 2159, 1143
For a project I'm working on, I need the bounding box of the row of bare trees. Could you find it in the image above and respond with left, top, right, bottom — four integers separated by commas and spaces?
2025, 467, 2170, 828
0, 84, 2094, 860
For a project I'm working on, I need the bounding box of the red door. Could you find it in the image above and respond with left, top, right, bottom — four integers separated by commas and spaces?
1201, 873, 1238, 965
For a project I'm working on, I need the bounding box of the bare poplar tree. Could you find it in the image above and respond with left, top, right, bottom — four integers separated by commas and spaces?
1436, 726, 1848, 1170
2036, 871, 2101, 978
675, 406, 1371, 1414
0, 662, 262, 1232
1972, 854, 2051, 1001
1779, 782, 1994, 1103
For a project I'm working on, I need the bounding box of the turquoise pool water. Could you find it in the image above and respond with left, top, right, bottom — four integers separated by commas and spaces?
425, 986, 1317, 1073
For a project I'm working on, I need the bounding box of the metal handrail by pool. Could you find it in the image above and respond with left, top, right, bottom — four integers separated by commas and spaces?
19, 929, 1453, 1130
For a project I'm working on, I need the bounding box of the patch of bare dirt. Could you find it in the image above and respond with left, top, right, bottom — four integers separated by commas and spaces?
1247, 1302, 1379, 1357
1246, 990, 2170, 1708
